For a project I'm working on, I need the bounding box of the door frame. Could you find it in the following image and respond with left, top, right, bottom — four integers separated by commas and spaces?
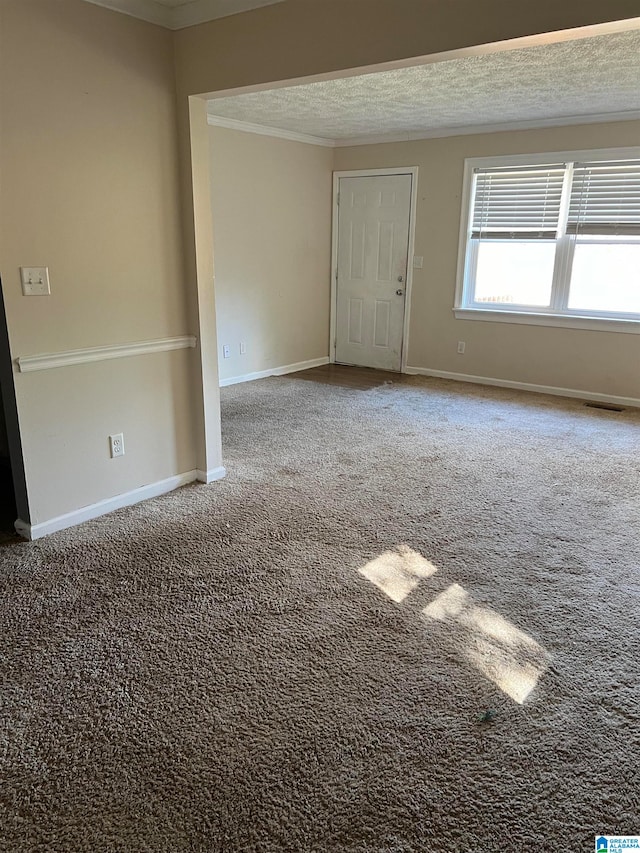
330, 167, 419, 373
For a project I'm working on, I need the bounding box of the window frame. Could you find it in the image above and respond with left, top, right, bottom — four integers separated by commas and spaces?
454, 146, 640, 334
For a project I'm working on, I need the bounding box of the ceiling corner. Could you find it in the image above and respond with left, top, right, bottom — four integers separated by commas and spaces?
82, 0, 286, 29
171, 0, 285, 29
82, 0, 174, 28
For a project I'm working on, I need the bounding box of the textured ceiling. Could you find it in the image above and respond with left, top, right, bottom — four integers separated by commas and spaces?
152, 0, 201, 6
82, 0, 284, 27
207, 30, 640, 141
156, 0, 198, 6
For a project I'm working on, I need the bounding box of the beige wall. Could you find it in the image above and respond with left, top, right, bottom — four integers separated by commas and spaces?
209, 127, 332, 381
175, 0, 640, 98
334, 120, 640, 399
209, 118, 640, 400
0, 0, 194, 523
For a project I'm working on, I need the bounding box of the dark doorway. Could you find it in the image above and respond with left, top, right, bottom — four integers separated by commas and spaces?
0, 394, 17, 540
0, 277, 29, 542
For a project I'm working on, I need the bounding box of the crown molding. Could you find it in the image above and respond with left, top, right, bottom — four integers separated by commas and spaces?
207, 109, 640, 149
207, 113, 336, 147
82, 0, 284, 29
333, 110, 640, 147
83, 0, 172, 27
173, 0, 283, 28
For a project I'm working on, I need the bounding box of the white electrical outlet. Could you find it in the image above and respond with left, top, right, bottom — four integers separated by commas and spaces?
240, 342, 247, 355
222, 344, 230, 359
457, 341, 466, 354
109, 433, 125, 458
20, 267, 50, 296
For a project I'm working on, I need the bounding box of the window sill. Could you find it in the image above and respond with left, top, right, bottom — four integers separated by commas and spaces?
453, 308, 640, 334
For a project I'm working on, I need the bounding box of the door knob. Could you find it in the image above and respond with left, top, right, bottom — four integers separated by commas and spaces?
397, 275, 404, 282
396, 289, 404, 296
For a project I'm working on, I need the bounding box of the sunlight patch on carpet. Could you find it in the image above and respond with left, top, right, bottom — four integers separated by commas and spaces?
358, 545, 438, 603
423, 583, 549, 704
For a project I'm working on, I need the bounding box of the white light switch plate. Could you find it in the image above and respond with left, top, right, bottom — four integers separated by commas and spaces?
20, 267, 50, 296
413, 256, 424, 269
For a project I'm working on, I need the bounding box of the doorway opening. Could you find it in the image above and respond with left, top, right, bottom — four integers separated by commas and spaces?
0, 388, 17, 540
0, 279, 28, 542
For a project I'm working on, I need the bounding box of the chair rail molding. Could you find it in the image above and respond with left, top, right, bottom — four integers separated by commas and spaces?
16, 335, 197, 373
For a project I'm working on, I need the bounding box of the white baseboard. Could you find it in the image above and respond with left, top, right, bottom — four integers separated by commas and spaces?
404, 366, 640, 409
196, 466, 227, 484
14, 467, 226, 541
219, 356, 329, 387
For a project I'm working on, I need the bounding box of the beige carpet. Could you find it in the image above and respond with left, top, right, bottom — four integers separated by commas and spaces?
1, 374, 639, 852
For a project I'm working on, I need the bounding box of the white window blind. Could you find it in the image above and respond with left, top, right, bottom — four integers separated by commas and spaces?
567, 159, 640, 236
471, 164, 566, 240
458, 148, 640, 327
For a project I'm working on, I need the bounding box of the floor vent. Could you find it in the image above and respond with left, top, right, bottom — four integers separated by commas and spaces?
584, 401, 624, 413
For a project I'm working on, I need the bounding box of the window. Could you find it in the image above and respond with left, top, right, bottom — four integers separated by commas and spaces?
456, 149, 640, 329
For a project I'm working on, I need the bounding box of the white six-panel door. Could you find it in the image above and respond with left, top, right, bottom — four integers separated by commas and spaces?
335, 174, 412, 371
